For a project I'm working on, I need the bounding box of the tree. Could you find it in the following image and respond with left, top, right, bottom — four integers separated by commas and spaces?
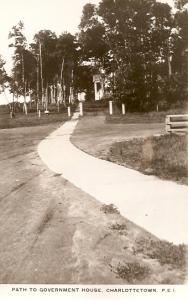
32, 30, 57, 109
96, 0, 179, 111
0, 55, 13, 112
0, 55, 8, 90
174, 0, 188, 10
172, 1, 188, 103
78, 3, 109, 66
31, 30, 80, 109
77, 0, 188, 110
55, 33, 79, 105
9, 21, 29, 114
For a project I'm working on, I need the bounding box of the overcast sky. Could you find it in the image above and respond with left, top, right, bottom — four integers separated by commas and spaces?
1, 0, 174, 73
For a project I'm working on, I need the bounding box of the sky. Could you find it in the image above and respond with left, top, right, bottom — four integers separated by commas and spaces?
0, 0, 174, 73
0, 0, 101, 72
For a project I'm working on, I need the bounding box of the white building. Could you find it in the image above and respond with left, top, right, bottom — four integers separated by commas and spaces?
93, 74, 104, 101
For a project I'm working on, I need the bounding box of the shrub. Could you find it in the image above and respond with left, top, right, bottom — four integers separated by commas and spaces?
109, 222, 127, 231
100, 204, 120, 214
111, 262, 150, 283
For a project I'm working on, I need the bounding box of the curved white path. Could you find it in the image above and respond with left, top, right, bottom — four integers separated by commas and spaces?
38, 113, 188, 245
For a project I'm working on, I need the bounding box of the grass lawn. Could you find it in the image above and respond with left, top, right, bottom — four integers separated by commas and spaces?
107, 134, 188, 185
71, 115, 164, 158
0, 111, 69, 129
106, 108, 187, 124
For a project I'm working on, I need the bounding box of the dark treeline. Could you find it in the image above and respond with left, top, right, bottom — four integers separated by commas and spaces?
0, 0, 188, 113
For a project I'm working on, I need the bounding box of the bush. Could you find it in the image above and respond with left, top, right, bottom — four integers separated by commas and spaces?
111, 262, 150, 283
100, 204, 120, 214
109, 222, 127, 231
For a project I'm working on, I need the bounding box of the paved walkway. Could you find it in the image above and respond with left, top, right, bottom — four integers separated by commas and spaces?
38, 113, 188, 245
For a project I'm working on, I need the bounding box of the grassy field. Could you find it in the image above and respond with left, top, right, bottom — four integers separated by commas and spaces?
0, 111, 70, 129
71, 115, 164, 158
106, 108, 188, 124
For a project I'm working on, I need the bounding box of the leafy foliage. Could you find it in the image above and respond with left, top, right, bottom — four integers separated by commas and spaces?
0, 56, 8, 90
78, 0, 188, 111
100, 203, 120, 214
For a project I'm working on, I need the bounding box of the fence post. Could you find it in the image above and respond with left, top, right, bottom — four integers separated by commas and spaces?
68, 106, 71, 117
122, 103, 126, 115
165, 116, 170, 132
109, 101, 113, 115
79, 102, 83, 116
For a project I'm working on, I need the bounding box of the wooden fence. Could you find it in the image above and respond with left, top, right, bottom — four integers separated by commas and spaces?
165, 114, 188, 133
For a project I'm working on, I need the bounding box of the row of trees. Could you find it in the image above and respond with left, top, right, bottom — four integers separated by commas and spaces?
0, 0, 188, 112
0, 21, 95, 114
7, 22, 87, 114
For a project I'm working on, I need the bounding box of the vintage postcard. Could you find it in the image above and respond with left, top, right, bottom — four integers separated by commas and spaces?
0, 0, 187, 299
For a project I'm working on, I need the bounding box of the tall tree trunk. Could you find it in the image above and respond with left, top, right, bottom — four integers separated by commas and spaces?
50, 85, 53, 104
36, 54, 39, 112
45, 84, 48, 111
53, 84, 56, 104
3, 86, 12, 112
60, 58, 64, 83
39, 42, 44, 107
29, 83, 32, 109
10, 92, 15, 118
57, 82, 60, 113
167, 55, 172, 78
21, 52, 27, 115
60, 58, 66, 107
69, 69, 74, 104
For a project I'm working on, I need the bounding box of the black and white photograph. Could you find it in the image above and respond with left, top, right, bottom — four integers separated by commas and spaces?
0, 0, 188, 299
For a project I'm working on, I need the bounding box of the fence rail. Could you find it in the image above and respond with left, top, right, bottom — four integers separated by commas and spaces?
165, 114, 188, 133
